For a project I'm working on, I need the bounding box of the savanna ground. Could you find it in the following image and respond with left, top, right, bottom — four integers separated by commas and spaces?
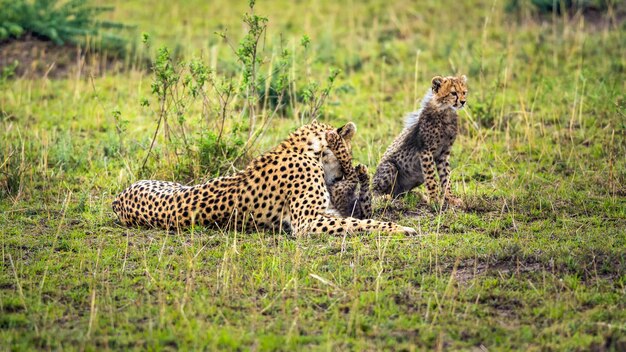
1, 0, 626, 350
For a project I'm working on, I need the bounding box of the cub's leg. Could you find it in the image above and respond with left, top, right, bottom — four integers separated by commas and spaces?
372, 161, 399, 196
436, 150, 462, 207
325, 129, 369, 218
419, 151, 440, 205
329, 164, 371, 219
354, 164, 372, 219
328, 178, 359, 218
326, 130, 356, 177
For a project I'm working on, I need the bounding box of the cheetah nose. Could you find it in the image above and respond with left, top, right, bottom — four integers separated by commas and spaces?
460, 100, 466, 106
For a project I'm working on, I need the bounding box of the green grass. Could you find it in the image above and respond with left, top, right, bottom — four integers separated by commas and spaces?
1, 0, 626, 350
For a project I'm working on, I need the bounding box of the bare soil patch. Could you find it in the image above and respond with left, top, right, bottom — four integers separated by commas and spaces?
374, 200, 432, 222
454, 257, 545, 285
0, 37, 126, 79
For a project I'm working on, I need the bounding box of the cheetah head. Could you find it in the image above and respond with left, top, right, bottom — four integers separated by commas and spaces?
430, 75, 468, 111
322, 122, 356, 185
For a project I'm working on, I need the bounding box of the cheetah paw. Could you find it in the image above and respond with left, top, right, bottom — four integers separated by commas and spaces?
401, 226, 418, 236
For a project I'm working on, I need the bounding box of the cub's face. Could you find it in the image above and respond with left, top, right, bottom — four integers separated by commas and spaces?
322, 122, 356, 185
431, 75, 468, 111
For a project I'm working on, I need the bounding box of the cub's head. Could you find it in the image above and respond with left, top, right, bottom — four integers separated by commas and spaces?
322, 122, 356, 185
430, 75, 468, 111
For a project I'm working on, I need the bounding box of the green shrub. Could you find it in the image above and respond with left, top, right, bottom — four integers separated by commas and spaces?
0, 0, 126, 47
138, 2, 340, 180
199, 131, 245, 177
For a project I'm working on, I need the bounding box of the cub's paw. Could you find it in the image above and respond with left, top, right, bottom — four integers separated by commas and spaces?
355, 164, 370, 183
445, 196, 463, 207
426, 197, 448, 213
325, 130, 341, 149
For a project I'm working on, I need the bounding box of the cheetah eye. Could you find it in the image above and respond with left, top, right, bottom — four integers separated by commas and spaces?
451, 91, 457, 97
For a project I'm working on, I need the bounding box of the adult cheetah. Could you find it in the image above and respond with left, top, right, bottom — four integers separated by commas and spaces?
373, 75, 467, 206
113, 121, 416, 236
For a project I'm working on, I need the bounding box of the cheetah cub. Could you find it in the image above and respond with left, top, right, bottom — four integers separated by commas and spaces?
322, 122, 372, 219
373, 75, 467, 206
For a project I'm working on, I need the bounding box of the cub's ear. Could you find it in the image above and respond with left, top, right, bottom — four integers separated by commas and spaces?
431, 76, 443, 92
460, 74, 467, 83
337, 122, 357, 140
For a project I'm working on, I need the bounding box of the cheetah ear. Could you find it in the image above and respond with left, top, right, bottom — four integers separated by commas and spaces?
337, 122, 356, 140
431, 76, 443, 93
460, 74, 467, 83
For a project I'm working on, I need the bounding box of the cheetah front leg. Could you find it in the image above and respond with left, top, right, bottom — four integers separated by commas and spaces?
436, 151, 462, 207
288, 191, 415, 236
292, 212, 416, 236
